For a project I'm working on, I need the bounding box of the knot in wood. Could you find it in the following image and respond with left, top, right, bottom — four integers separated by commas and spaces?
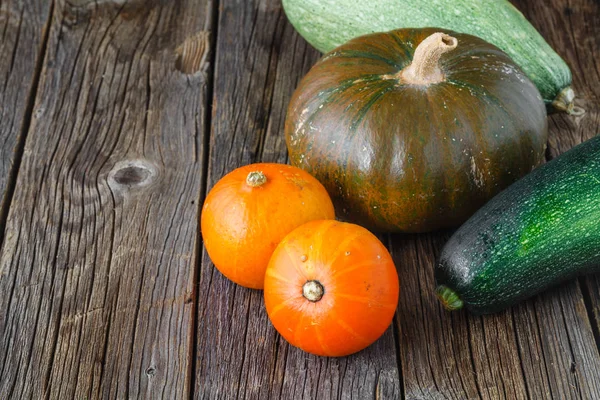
114, 166, 150, 185
108, 160, 157, 190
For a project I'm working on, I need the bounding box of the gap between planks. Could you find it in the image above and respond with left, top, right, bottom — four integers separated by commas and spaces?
189, 0, 220, 398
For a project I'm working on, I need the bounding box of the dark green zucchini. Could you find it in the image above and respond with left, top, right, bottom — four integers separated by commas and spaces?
435, 135, 600, 314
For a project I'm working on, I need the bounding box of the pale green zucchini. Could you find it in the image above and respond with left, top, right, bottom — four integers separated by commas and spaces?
282, 0, 582, 114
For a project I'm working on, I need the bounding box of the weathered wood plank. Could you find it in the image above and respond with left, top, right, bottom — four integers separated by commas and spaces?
194, 0, 401, 398
0, 0, 52, 241
584, 274, 600, 353
0, 0, 213, 398
393, 233, 533, 400
396, 1, 600, 398
393, 234, 480, 400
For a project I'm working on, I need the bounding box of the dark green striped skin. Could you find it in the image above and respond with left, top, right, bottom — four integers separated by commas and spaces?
436, 136, 600, 314
285, 28, 547, 232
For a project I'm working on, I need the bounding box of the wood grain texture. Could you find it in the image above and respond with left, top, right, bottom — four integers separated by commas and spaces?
0, 0, 213, 398
393, 234, 532, 400
194, 0, 400, 398
0, 0, 52, 240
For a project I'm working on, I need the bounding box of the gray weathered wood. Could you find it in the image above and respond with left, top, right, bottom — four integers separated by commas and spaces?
584, 274, 600, 353
0, 0, 52, 241
194, 0, 401, 398
0, 0, 213, 398
393, 233, 535, 400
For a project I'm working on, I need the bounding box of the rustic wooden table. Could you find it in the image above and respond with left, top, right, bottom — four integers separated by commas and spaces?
0, 0, 599, 398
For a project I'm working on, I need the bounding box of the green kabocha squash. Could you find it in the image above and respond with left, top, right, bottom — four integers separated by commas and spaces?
436, 135, 600, 314
285, 28, 548, 233
282, 0, 583, 114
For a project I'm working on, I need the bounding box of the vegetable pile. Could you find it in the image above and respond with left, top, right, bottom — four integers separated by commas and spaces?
202, 163, 398, 356
201, 163, 334, 289
201, 2, 597, 357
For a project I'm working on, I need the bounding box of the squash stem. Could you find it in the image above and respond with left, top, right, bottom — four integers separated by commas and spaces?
303, 280, 324, 302
435, 285, 464, 311
246, 171, 267, 187
400, 32, 457, 85
551, 86, 585, 116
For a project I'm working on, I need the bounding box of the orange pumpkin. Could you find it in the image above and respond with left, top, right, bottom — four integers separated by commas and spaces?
201, 163, 335, 289
264, 220, 399, 357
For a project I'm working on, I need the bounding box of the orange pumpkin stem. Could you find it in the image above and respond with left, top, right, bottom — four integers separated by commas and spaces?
400, 32, 457, 85
246, 171, 267, 187
302, 280, 324, 302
